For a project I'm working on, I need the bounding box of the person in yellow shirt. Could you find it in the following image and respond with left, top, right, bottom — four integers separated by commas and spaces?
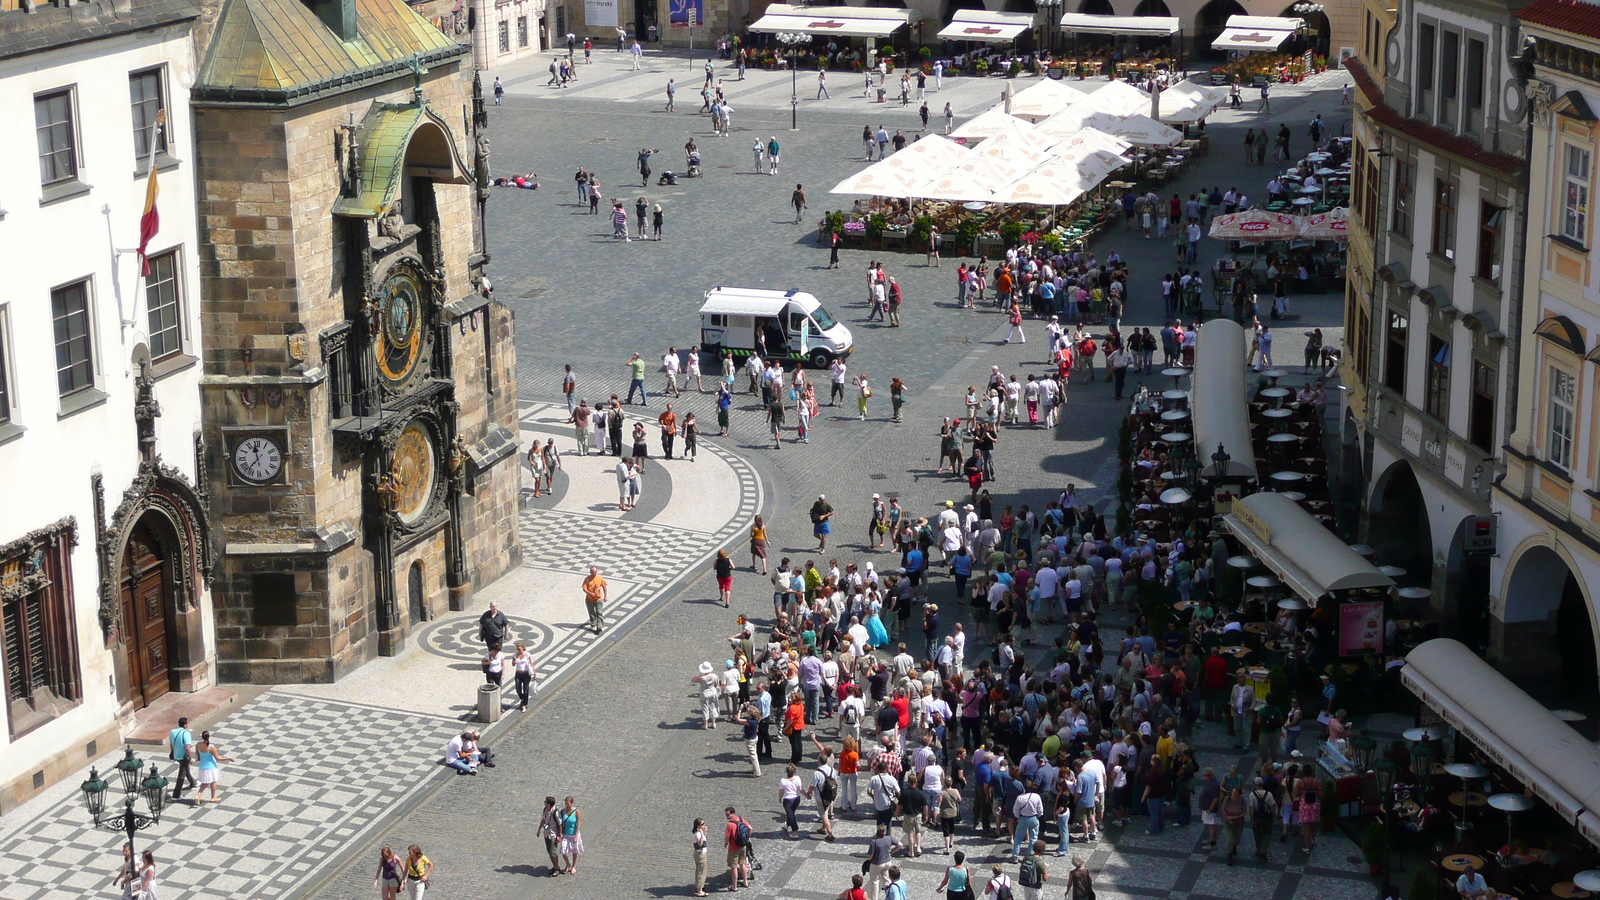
583, 566, 608, 634
1155, 724, 1176, 767
402, 845, 432, 899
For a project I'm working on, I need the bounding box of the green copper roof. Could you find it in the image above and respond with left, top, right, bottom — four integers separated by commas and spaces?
195, 0, 465, 103
332, 102, 468, 217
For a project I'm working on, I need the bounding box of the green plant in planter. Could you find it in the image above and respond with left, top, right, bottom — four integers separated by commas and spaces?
919, 46, 932, 62
1409, 866, 1437, 900
823, 210, 845, 236
1040, 233, 1064, 254
999, 221, 1026, 248
1007, 60, 1021, 78
1362, 820, 1386, 870
954, 219, 982, 251
865, 213, 887, 241
975, 58, 989, 75
910, 216, 933, 246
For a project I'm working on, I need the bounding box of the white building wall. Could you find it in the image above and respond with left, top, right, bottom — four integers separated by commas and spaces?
0, 23, 208, 795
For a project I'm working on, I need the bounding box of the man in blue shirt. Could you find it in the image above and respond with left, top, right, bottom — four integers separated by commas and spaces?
167, 716, 194, 799
904, 546, 925, 599
756, 682, 774, 761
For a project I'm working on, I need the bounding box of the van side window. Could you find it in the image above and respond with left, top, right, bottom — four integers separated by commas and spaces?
788, 312, 806, 333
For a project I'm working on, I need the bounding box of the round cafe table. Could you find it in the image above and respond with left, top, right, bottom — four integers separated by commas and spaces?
963, 202, 989, 211
1442, 854, 1485, 874
1378, 565, 1407, 578
1277, 597, 1308, 611
1161, 367, 1190, 378
1292, 197, 1314, 207
1282, 491, 1308, 502
1349, 543, 1375, 556
1160, 410, 1190, 423
1573, 872, 1600, 893
1315, 167, 1338, 176
1554, 884, 1592, 899
1267, 433, 1300, 446
1403, 725, 1449, 742
1160, 487, 1193, 505
1218, 645, 1251, 658
1449, 791, 1488, 807
1173, 599, 1195, 611
1261, 368, 1288, 380
1262, 408, 1294, 421
1243, 622, 1268, 634
1260, 387, 1291, 403
1306, 151, 1331, 161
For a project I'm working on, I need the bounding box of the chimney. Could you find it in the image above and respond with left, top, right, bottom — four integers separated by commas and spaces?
308, 0, 358, 40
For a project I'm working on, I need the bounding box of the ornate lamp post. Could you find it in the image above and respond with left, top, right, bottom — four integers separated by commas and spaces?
1034, 0, 1062, 55
1211, 445, 1232, 478
81, 747, 168, 865
776, 31, 809, 131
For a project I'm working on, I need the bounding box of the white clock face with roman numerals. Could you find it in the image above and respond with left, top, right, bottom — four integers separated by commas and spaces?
232, 435, 283, 484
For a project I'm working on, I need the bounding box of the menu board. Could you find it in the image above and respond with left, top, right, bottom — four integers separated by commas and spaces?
1339, 600, 1384, 656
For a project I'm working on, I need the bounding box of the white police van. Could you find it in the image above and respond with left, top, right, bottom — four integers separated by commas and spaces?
698, 287, 854, 369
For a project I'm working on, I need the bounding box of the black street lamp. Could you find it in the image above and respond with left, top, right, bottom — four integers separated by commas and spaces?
81, 747, 168, 864
1211, 444, 1232, 478
776, 32, 809, 131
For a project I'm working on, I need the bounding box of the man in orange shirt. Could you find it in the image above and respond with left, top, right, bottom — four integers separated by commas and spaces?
996, 269, 1013, 309
583, 565, 608, 634
659, 404, 679, 459
784, 694, 807, 765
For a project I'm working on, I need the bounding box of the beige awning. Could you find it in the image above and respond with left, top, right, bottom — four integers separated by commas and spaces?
1058, 13, 1179, 36
1404, 638, 1600, 827
1190, 319, 1256, 480
1212, 16, 1299, 52
1222, 493, 1394, 602
749, 4, 912, 37
938, 9, 1033, 42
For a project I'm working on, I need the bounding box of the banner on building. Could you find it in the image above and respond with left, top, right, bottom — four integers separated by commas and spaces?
1338, 600, 1384, 656
585, 0, 617, 28
669, 0, 702, 28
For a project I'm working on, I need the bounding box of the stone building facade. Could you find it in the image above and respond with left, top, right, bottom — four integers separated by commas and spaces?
192, 0, 521, 683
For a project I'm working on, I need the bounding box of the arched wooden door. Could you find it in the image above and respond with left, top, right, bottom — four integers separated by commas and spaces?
120, 517, 172, 707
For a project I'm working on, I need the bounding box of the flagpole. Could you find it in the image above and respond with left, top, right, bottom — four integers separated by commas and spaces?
121, 109, 165, 336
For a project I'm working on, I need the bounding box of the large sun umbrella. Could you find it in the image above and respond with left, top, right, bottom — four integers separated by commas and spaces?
1160, 81, 1227, 123
1299, 206, 1349, 241
949, 106, 1030, 141
1069, 148, 1134, 185
1080, 80, 1154, 117
1046, 127, 1131, 161
1104, 113, 1183, 147
990, 164, 1093, 205
1208, 209, 1301, 241
1002, 80, 1014, 116
829, 163, 925, 198
1007, 78, 1087, 122
973, 131, 1052, 172
1035, 104, 1128, 141
911, 162, 1005, 202
888, 134, 974, 171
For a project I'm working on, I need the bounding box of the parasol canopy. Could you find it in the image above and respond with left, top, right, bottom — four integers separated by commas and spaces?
949, 106, 1031, 141
1299, 206, 1349, 241
1208, 209, 1302, 241
1079, 80, 1154, 118
1035, 104, 1128, 140
1103, 113, 1183, 146
990, 164, 1093, 206
1007, 78, 1088, 122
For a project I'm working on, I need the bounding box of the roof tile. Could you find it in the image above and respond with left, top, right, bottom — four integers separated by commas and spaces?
1518, 0, 1600, 42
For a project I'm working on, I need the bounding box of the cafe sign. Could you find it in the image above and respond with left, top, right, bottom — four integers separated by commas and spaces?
1232, 504, 1271, 544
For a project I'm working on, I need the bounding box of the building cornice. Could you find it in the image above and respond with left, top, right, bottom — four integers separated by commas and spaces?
1347, 57, 1527, 175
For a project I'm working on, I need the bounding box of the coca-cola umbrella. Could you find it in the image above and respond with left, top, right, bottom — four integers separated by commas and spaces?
1207, 209, 1301, 241
1299, 206, 1349, 241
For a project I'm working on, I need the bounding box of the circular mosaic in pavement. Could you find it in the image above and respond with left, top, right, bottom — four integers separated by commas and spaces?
416, 616, 554, 661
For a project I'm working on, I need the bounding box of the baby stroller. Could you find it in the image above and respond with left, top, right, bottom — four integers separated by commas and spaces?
685, 150, 703, 178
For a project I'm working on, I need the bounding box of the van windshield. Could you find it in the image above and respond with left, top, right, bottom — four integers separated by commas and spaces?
809, 306, 838, 331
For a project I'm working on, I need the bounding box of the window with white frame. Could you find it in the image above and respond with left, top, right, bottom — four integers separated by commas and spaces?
1547, 366, 1577, 470
50, 281, 95, 399
129, 68, 168, 161
34, 89, 79, 187
144, 251, 182, 361
1564, 145, 1590, 243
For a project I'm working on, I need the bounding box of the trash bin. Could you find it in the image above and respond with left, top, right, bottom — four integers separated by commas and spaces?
477, 684, 502, 724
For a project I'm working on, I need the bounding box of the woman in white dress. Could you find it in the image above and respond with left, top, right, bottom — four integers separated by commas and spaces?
528, 439, 547, 498
137, 850, 160, 900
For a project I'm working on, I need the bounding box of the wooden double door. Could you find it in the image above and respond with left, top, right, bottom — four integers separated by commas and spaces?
120, 518, 173, 708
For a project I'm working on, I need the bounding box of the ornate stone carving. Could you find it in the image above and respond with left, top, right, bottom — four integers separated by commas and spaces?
134, 375, 161, 464
371, 201, 422, 253
96, 460, 214, 640
1528, 79, 1556, 126
0, 518, 76, 603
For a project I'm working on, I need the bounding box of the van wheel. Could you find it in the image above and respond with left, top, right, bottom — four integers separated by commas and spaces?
807, 349, 832, 369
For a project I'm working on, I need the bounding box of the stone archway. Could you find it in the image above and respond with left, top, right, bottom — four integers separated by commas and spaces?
1367, 460, 1432, 581
99, 461, 213, 710
1501, 545, 1596, 695
1194, 0, 1246, 56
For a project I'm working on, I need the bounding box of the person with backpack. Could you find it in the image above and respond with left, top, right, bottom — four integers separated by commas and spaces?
807, 747, 840, 842
723, 807, 752, 890
982, 863, 1014, 900
1247, 776, 1278, 862
1018, 841, 1050, 900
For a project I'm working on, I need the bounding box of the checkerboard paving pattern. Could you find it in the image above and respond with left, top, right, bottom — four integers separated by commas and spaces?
0, 693, 462, 900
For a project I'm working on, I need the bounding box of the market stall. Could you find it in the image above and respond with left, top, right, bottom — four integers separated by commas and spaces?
749, 4, 914, 39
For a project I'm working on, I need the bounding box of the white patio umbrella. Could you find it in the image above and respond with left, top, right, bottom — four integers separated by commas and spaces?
1208, 209, 1301, 241
1069, 148, 1134, 185
1007, 78, 1087, 122
990, 163, 1093, 206
1002, 80, 1014, 116
910, 162, 1005, 202
1035, 105, 1129, 141
1104, 113, 1183, 147
1080, 80, 1154, 117
1159, 81, 1227, 122
828, 164, 924, 198
949, 106, 1030, 141
886, 134, 974, 171
973, 131, 1052, 172
1046, 127, 1131, 161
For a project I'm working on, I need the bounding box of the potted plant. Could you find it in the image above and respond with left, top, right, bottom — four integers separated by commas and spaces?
954, 218, 982, 254
1007, 59, 1021, 78
910, 216, 933, 247
865, 213, 887, 244
1408, 867, 1436, 900
1362, 821, 1385, 877
841, 220, 866, 244
975, 58, 989, 76
999, 221, 1026, 248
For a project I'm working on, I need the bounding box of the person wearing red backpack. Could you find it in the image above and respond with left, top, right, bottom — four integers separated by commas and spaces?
723, 807, 752, 890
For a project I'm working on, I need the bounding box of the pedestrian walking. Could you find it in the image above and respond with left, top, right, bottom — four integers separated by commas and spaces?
919, 101, 929, 129
583, 565, 608, 633
637, 147, 658, 186
807, 747, 839, 841
1247, 777, 1277, 862
752, 140, 766, 174
768, 395, 785, 449
625, 351, 648, 405
492, 76, 503, 105
131, 851, 160, 900
635, 195, 649, 238
734, 704, 762, 777
652, 203, 664, 240
793, 184, 807, 224
829, 229, 842, 268
557, 797, 585, 874
694, 660, 722, 728
193, 730, 236, 803
477, 599, 509, 648
1066, 857, 1094, 900
1004, 302, 1026, 344
630, 40, 643, 69
944, 102, 954, 134
853, 373, 871, 419
403, 845, 432, 900
511, 641, 538, 710
926, 225, 940, 267
818, 70, 830, 99
810, 494, 834, 549
682, 410, 699, 459
481, 641, 505, 687
725, 808, 754, 889
890, 376, 907, 422
611, 201, 630, 240
540, 798, 563, 875
937, 851, 972, 899
588, 176, 601, 213
665, 78, 676, 110
750, 516, 769, 572
768, 136, 781, 175
863, 125, 875, 158
166, 716, 194, 800
933, 59, 943, 90
1259, 81, 1270, 112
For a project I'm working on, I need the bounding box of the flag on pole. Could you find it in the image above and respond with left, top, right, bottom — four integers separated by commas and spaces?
136, 109, 165, 277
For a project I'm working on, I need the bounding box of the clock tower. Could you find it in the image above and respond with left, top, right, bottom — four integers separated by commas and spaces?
193, 0, 521, 682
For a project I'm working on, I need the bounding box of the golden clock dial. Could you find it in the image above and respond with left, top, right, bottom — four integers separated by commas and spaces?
391, 422, 437, 525
375, 261, 425, 384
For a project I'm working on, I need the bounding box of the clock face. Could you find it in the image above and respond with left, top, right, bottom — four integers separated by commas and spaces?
376, 261, 426, 385
391, 422, 437, 526
232, 435, 283, 484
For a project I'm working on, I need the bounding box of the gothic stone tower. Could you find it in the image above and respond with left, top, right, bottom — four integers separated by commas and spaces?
193, 0, 521, 682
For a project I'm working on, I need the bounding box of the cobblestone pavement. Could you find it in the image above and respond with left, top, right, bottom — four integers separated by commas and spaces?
0, 61, 1361, 900
293, 66, 1365, 900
